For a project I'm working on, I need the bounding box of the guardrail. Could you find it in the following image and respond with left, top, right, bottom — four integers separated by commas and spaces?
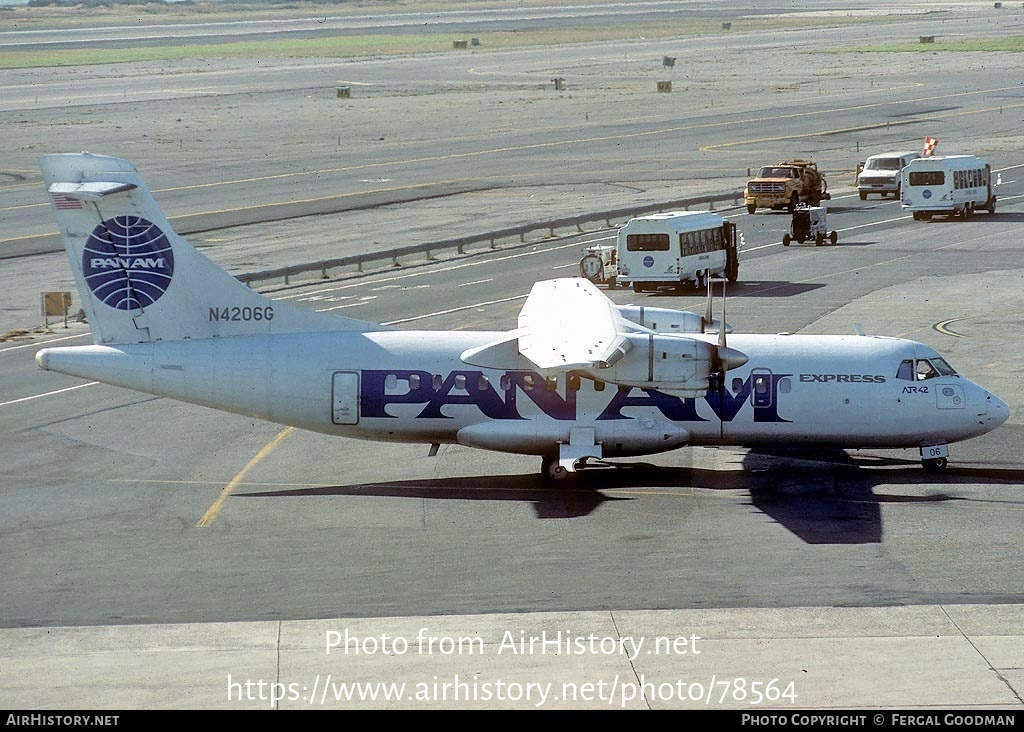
238, 191, 744, 288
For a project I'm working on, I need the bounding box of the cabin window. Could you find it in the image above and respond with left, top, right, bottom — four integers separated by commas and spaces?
568, 374, 581, 392
778, 378, 792, 394
477, 374, 489, 391
499, 375, 511, 391
545, 376, 558, 391
522, 374, 535, 391
593, 380, 606, 392
385, 374, 399, 390
753, 376, 769, 395
432, 374, 443, 391
454, 374, 467, 390
409, 374, 421, 389
732, 377, 744, 393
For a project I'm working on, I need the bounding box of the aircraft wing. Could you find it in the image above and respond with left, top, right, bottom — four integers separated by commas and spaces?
516, 278, 631, 371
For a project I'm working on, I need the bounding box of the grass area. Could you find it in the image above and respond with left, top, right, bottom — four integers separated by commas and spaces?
831, 37, 1024, 53
0, 13, 915, 69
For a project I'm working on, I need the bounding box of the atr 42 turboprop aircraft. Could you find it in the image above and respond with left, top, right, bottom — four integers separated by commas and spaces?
37, 153, 1009, 479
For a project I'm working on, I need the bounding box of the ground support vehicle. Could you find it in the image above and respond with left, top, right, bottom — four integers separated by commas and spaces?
745, 160, 830, 214
781, 205, 837, 247
616, 211, 739, 292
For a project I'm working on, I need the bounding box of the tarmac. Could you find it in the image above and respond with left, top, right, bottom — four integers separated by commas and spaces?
2, 604, 1022, 709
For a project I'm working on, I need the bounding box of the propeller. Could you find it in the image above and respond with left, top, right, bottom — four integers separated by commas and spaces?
703, 277, 748, 382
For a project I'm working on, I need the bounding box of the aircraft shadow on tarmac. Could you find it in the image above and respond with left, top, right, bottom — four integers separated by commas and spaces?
236, 448, 1024, 534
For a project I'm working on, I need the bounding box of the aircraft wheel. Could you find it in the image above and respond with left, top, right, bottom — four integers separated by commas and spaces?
782, 233, 791, 247
542, 455, 568, 481
922, 456, 948, 473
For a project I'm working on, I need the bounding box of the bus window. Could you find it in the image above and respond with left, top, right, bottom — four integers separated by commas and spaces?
626, 233, 670, 252
909, 171, 944, 186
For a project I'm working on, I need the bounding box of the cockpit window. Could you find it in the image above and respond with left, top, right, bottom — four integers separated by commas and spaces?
897, 358, 958, 381
916, 360, 938, 380
930, 357, 957, 376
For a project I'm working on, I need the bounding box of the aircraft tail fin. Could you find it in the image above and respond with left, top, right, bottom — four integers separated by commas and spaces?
40, 152, 384, 345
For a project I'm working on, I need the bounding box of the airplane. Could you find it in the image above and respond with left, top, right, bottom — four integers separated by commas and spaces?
36, 153, 1009, 480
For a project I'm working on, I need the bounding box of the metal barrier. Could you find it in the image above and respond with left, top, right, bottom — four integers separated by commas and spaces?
238, 191, 744, 288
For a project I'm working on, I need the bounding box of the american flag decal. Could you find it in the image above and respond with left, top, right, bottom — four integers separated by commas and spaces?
50, 193, 83, 210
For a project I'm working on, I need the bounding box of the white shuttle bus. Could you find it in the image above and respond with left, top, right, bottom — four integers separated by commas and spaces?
616, 211, 739, 293
901, 155, 996, 220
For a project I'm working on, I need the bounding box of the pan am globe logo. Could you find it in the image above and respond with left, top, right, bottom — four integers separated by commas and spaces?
82, 216, 174, 311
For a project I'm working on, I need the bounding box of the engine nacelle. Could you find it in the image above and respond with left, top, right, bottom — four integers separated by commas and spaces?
580, 332, 713, 397
615, 304, 733, 336
615, 305, 704, 333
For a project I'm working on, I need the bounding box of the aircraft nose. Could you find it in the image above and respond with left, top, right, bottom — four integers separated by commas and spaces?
985, 392, 1010, 429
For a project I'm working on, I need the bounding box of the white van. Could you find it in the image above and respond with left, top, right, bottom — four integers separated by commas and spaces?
616, 211, 739, 292
901, 155, 996, 220
857, 150, 920, 199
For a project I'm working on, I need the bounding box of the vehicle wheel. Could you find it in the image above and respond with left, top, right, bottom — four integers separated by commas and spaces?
830, 231, 838, 245
746, 204, 756, 215
815, 233, 824, 247
607, 277, 617, 289
912, 212, 923, 221
894, 184, 900, 198
788, 192, 799, 212
922, 212, 932, 221
922, 456, 948, 473
632, 282, 642, 293
859, 191, 867, 200
988, 197, 996, 214
727, 262, 738, 284
542, 455, 568, 481
694, 271, 706, 290
965, 203, 974, 219
782, 233, 791, 247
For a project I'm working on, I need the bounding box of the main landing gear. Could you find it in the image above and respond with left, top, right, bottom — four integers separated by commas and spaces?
541, 454, 568, 481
